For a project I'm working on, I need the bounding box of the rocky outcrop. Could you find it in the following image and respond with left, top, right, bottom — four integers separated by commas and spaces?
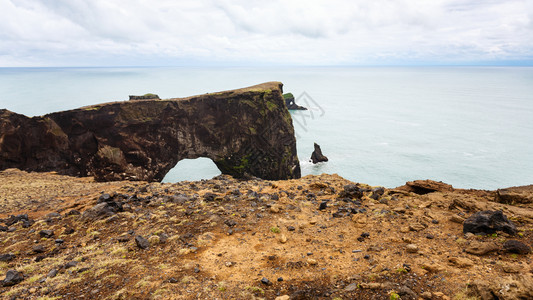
397, 180, 454, 195
129, 94, 160, 101
495, 185, 533, 204
0, 82, 301, 182
283, 93, 307, 110
310, 143, 328, 164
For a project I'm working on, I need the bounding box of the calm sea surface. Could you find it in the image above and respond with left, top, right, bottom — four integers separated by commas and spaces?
1, 66, 532, 189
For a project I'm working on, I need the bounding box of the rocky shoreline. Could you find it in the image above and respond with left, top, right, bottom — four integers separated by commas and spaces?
1, 169, 532, 299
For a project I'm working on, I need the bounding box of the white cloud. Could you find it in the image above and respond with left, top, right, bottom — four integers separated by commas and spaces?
0, 0, 531, 66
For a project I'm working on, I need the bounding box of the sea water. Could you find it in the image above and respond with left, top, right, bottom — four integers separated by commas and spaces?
1, 66, 532, 189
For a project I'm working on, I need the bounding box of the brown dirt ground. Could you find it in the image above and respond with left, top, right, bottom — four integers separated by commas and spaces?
0, 169, 532, 300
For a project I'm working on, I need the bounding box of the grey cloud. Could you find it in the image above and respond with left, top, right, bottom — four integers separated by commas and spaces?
0, 0, 531, 66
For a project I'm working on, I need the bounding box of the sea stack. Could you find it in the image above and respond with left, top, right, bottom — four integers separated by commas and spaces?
283, 93, 307, 110
310, 143, 328, 164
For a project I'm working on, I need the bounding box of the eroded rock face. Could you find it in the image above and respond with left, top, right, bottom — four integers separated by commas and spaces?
0, 82, 301, 182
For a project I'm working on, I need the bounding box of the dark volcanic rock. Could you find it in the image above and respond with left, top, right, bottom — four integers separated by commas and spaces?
129, 94, 160, 100
503, 240, 531, 254
135, 235, 150, 249
310, 143, 328, 164
0, 253, 15, 262
339, 184, 364, 199
0, 82, 300, 182
39, 230, 54, 238
82, 203, 116, 220
4, 214, 31, 226
463, 210, 517, 235
283, 93, 307, 110
1, 270, 23, 287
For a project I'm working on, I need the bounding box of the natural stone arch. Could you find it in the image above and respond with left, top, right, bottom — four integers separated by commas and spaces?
162, 157, 221, 182
0, 82, 301, 182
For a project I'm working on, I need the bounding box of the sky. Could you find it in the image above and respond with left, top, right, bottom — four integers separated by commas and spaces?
0, 0, 532, 67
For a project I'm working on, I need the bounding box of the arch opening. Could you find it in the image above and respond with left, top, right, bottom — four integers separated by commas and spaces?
162, 157, 222, 183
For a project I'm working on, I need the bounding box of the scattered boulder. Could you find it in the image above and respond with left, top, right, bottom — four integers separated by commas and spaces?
502, 240, 531, 254
4, 214, 34, 227
465, 242, 499, 256
0, 253, 15, 262
135, 235, 150, 250
310, 143, 328, 164
260, 277, 272, 285
463, 210, 517, 235
82, 203, 116, 221
448, 257, 474, 268
64, 261, 79, 269
39, 230, 54, 238
32, 245, 46, 254
339, 184, 364, 199
405, 244, 419, 253
47, 268, 58, 278
495, 188, 533, 204
1, 270, 23, 287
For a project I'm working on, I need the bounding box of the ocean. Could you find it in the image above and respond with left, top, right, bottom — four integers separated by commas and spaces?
1, 66, 532, 189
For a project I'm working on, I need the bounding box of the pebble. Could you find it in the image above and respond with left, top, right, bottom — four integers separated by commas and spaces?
307, 258, 318, 265
409, 223, 426, 231
47, 268, 58, 278
64, 261, 79, 269
287, 226, 295, 231
344, 282, 358, 291
260, 277, 272, 285
1, 270, 24, 286
278, 234, 287, 243
406, 244, 419, 253
318, 201, 328, 210
450, 215, 465, 223
39, 230, 54, 238
448, 257, 473, 268
0, 253, 16, 262
33, 245, 46, 253
275, 296, 290, 300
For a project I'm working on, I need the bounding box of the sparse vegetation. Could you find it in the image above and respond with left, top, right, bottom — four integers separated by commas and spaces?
270, 226, 281, 233
1, 169, 532, 299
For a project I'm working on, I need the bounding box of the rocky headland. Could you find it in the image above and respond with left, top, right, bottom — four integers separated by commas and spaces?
1, 169, 532, 299
0, 82, 300, 182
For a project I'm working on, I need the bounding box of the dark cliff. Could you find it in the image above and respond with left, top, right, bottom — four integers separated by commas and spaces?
0, 82, 301, 182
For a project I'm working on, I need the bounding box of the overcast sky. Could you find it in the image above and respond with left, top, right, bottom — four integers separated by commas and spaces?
1, 0, 532, 67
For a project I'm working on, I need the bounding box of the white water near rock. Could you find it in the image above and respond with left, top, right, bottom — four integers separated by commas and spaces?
1, 66, 532, 189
